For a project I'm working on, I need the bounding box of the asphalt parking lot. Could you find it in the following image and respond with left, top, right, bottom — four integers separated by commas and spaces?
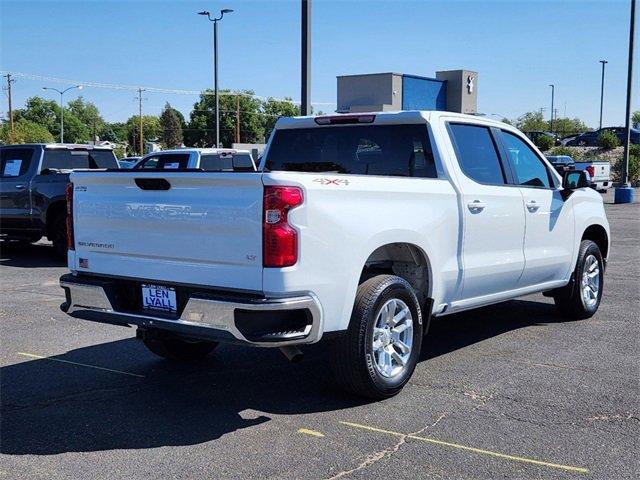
1, 191, 638, 480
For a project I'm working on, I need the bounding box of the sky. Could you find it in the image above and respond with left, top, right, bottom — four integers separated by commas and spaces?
0, 0, 638, 128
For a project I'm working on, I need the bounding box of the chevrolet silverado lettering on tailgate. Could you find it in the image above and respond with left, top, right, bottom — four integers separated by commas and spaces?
59, 111, 610, 399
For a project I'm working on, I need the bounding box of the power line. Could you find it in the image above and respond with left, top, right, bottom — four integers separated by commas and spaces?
0, 70, 336, 106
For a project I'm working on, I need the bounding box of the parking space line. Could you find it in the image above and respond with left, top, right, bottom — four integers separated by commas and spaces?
340, 421, 588, 474
298, 428, 325, 438
17, 352, 145, 378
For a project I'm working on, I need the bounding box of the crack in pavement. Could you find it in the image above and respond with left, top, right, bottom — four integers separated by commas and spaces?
325, 413, 447, 480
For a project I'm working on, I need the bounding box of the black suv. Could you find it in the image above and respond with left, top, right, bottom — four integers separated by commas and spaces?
0, 144, 118, 255
568, 127, 640, 146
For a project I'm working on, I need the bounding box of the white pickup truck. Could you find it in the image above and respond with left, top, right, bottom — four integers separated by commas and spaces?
59, 111, 610, 399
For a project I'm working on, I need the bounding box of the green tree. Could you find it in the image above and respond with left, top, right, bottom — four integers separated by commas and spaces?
102, 122, 128, 143
632, 110, 640, 127
0, 118, 55, 144
14, 96, 90, 143
262, 97, 300, 139
126, 115, 161, 155
14, 96, 59, 134
159, 103, 184, 148
552, 117, 590, 137
185, 90, 264, 147
67, 97, 105, 140
500, 118, 513, 125
515, 111, 549, 132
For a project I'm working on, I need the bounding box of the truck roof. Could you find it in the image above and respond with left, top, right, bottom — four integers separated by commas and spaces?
274, 110, 511, 130
144, 148, 251, 156
1, 143, 114, 150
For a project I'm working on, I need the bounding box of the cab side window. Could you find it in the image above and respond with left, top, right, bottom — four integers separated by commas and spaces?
1, 147, 34, 177
448, 124, 505, 185
500, 131, 551, 188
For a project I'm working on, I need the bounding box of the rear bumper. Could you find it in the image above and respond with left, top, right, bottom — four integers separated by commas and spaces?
59, 274, 323, 347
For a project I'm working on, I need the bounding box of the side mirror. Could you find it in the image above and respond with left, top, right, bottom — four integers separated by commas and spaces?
561, 170, 590, 199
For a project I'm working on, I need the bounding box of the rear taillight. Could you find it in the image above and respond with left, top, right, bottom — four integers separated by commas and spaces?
65, 182, 75, 251
586, 165, 595, 178
263, 186, 303, 267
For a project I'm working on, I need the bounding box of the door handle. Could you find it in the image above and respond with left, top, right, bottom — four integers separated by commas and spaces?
526, 200, 540, 212
467, 200, 486, 213
15, 184, 26, 190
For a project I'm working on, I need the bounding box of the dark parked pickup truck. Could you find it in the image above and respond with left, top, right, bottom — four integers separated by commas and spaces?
0, 144, 118, 255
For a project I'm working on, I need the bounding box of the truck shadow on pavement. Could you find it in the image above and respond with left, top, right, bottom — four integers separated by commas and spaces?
0, 241, 65, 268
1, 298, 565, 456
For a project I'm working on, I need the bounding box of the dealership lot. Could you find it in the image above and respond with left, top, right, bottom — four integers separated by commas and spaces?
0, 192, 638, 480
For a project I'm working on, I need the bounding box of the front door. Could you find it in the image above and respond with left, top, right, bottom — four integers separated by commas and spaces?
0, 147, 36, 231
446, 123, 526, 301
498, 130, 575, 286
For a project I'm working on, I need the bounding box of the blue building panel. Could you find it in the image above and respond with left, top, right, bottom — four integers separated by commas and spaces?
402, 75, 447, 111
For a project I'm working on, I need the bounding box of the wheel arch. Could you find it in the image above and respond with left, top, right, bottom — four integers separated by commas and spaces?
45, 199, 66, 239
581, 224, 609, 260
359, 242, 433, 309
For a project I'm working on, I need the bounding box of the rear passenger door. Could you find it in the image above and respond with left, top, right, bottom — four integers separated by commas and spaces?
447, 123, 526, 301
497, 130, 575, 286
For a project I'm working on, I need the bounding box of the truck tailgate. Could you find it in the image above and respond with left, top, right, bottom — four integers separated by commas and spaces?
591, 162, 610, 182
70, 171, 264, 292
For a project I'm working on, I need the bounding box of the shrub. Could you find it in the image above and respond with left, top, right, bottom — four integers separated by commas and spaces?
548, 146, 583, 161
549, 146, 573, 156
535, 135, 554, 151
613, 145, 640, 183
597, 130, 620, 150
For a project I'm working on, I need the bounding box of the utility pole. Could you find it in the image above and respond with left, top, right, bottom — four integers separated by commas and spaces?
599, 60, 608, 130
301, 0, 312, 115
235, 94, 240, 144
4, 73, 15, 134
137, 88, 145, 155
549, 84, 555, 133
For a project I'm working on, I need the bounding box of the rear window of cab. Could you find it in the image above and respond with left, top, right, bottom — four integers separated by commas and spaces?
265, 124, 438, 178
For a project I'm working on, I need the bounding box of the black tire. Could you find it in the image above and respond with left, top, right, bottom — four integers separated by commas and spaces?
143, 336, 218, 362
329, 275, 423, 399
51, 213, 68, 258
554, 240, 604, 320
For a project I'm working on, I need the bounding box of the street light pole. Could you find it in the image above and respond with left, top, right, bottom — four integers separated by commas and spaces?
301, 0, 312, 116
615, 0, 636, 204
199, 9, 234, 148
599, 60, 608, 130
42, 85, 83, 143
549, 84, 555, 133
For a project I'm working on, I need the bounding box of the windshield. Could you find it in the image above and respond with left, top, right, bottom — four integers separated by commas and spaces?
265, 124, 437, 178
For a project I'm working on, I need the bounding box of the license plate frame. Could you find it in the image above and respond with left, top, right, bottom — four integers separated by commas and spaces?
141, 284, 177, 314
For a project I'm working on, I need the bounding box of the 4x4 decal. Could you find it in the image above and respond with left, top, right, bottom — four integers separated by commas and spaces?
313, 178, 350, 186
